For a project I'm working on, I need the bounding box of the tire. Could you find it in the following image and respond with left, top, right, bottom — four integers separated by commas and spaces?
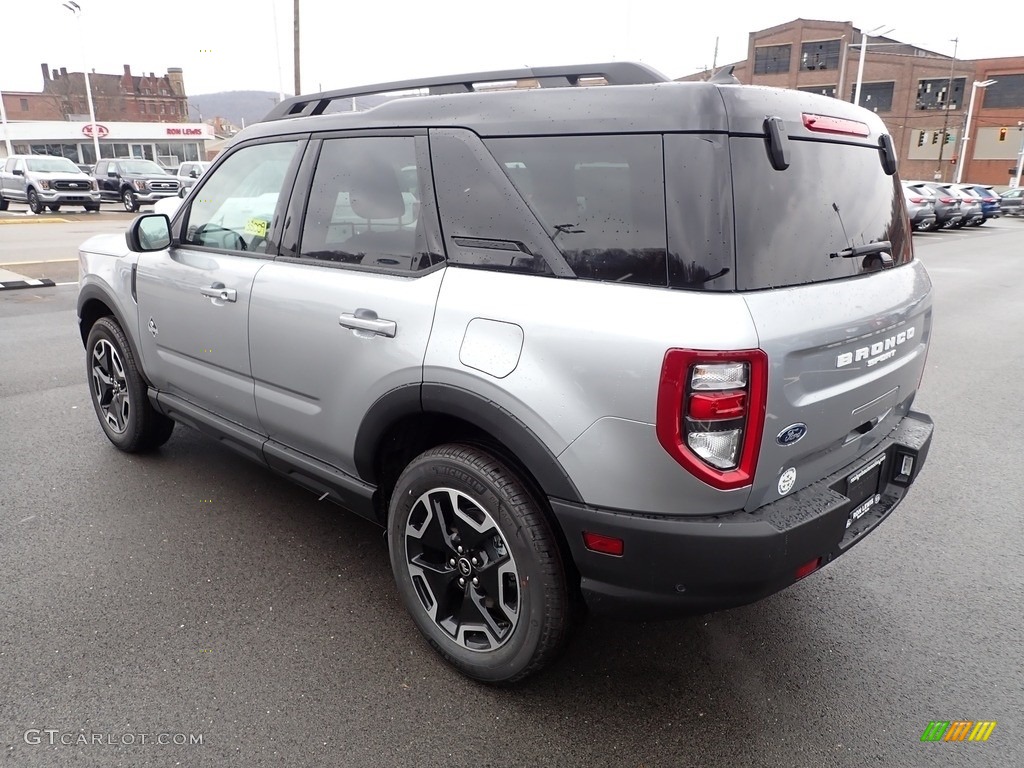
387, 443, 570, 684
122, 188, 139, 212
85, 204, 100, 213
27, 188, 43, 214
86, 316, 174, 453
0, 196, 8, 211
47, 204, 61, 212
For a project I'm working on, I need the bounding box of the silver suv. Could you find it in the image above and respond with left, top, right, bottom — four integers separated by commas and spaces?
0, 155, 101, 213
77, 63, 934, 683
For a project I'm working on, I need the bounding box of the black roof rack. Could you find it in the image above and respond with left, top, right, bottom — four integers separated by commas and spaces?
261, 62, 670, 122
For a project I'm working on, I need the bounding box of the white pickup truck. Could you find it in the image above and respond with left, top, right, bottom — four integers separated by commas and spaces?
0, 155, 101, 213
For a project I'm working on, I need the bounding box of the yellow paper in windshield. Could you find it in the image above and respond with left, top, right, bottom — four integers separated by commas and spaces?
245, 218, 268, 238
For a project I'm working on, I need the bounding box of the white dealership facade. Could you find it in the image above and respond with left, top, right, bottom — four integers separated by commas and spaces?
0, 120, 214, 167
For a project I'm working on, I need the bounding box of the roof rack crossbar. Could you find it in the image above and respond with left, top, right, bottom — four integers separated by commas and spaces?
261, 62, 669, 122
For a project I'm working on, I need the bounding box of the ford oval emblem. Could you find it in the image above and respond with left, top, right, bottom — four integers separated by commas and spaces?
777, 423, 807, 446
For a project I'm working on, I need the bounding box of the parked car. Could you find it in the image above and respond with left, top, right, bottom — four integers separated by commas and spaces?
999, 187, 1024, 217
93, 158, 180, 212
905, 181, 962, 229
902, 182, 937, 231
175, 161, 211, 197
943, 185, 984, 227
959, 184, 1001, 221
0, 154, 101, 213
77, 62, 934, 683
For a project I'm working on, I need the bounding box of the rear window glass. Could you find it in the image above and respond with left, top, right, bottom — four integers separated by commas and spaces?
485, 135, 669, 286
730, 137, 911, 290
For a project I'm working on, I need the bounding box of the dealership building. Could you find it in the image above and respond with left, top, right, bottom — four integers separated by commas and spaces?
0, 120, 212, 167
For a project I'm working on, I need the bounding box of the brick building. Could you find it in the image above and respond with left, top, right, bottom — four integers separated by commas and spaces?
678, 19, 1024, 185
2, 63, 189, 124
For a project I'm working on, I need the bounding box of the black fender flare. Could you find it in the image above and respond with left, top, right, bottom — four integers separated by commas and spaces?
77, 283, 149, 384
353, 383, 582, 503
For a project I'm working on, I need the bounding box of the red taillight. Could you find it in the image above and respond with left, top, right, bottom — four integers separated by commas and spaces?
582, 531, 624, 557
908, 196, 927, 204
802, 112, 870, 137
656, 349, 768, 491
939, 197, 956, 204
688, 391, 747, 421
795, 557, 822, 581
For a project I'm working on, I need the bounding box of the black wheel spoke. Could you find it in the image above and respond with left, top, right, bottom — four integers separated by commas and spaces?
403, 486, 520, 653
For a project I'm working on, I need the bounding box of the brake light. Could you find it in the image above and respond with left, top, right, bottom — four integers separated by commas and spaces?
802, 113, 870, 137
908, 196, 927, 204
656, 349, 768, 490
939, 197, 956, 204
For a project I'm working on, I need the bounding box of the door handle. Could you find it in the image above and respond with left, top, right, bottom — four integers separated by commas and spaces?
200, 284, 237, 302
339, 308, 396, 338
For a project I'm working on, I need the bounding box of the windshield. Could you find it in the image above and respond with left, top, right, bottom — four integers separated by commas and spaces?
120, 160, 168, 175
25, 157, 82, 174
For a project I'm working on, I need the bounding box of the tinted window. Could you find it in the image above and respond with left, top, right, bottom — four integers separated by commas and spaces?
731, 137, 910, 290
298, 136, 443, 272
485, 135, 668, 286
183, 140, 300, 253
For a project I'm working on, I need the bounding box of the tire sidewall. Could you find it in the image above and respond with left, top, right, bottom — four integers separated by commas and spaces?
27, 189, 42, 214
123, 189, 137, 212
85, 318, 148, 450
387, 450, 558, 682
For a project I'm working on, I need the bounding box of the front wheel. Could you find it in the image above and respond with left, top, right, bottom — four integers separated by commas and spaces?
122, 188, 139, 212
27, 189, 43, 214
47, 204, 61, 212
387, 444, 571, 684
0, 196, 9, 211
86, 317, 174, 452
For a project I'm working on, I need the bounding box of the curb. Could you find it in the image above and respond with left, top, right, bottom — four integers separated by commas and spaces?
0, 277, 57, 290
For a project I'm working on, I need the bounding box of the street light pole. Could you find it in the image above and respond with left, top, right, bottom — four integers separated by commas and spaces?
935, 38, 959, 181
955, 79, 996, 184
1012, 122, 1024, 189
62, 2, 101, 164
0, 87, 12, 157
853, 25, 893, 106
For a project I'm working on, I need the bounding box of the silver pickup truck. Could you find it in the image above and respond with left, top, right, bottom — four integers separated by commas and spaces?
0, 155, 101, 213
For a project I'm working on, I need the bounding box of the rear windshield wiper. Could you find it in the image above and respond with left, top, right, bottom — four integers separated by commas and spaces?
829, 240, 892, 260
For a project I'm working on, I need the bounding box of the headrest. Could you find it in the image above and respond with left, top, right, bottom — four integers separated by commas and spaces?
349, 161, 405, 220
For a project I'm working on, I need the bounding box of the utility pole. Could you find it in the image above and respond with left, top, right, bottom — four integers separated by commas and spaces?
935, 38, 958, 181
293, 0, 301, 96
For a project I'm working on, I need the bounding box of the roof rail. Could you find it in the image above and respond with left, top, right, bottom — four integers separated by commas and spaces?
261, 62, 670, 122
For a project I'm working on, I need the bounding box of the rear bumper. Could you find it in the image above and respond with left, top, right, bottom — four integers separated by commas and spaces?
551, 410, 933, 619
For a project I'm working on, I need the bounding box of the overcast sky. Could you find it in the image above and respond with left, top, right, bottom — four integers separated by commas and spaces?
3, 0, 1019, 98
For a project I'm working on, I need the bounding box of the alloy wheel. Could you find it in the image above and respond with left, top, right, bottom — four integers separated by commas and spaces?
90, 339, 130, 434
404, 488, 520, 652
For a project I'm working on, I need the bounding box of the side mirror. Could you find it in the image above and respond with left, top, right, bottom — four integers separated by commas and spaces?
12, 169, 24, 177
107, 169, 118, 176
126, 214, 171, 252
189, 169, 199, 178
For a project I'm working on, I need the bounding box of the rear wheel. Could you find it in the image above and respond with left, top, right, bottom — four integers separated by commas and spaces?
387, 443, 571, 683
0, 196, 8, 211
85, 203, 100, 213
86, 316, 174, 452
47, 204, 61, 212
27, 189, 43, 214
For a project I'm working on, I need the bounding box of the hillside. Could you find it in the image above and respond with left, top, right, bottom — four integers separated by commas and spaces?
188, 90, 291, 129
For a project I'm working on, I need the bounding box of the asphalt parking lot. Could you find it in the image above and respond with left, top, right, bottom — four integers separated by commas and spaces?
1, 217, 1022, 768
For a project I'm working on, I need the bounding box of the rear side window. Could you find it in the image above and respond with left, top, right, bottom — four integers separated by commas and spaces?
730, 137, 911, 291
298, 136, 443, 272
485, 135, 668, 286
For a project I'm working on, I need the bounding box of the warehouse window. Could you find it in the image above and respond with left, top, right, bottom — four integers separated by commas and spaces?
916, 78, 965, 110
754, 45, 791, 75
800, 40, 841, 71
